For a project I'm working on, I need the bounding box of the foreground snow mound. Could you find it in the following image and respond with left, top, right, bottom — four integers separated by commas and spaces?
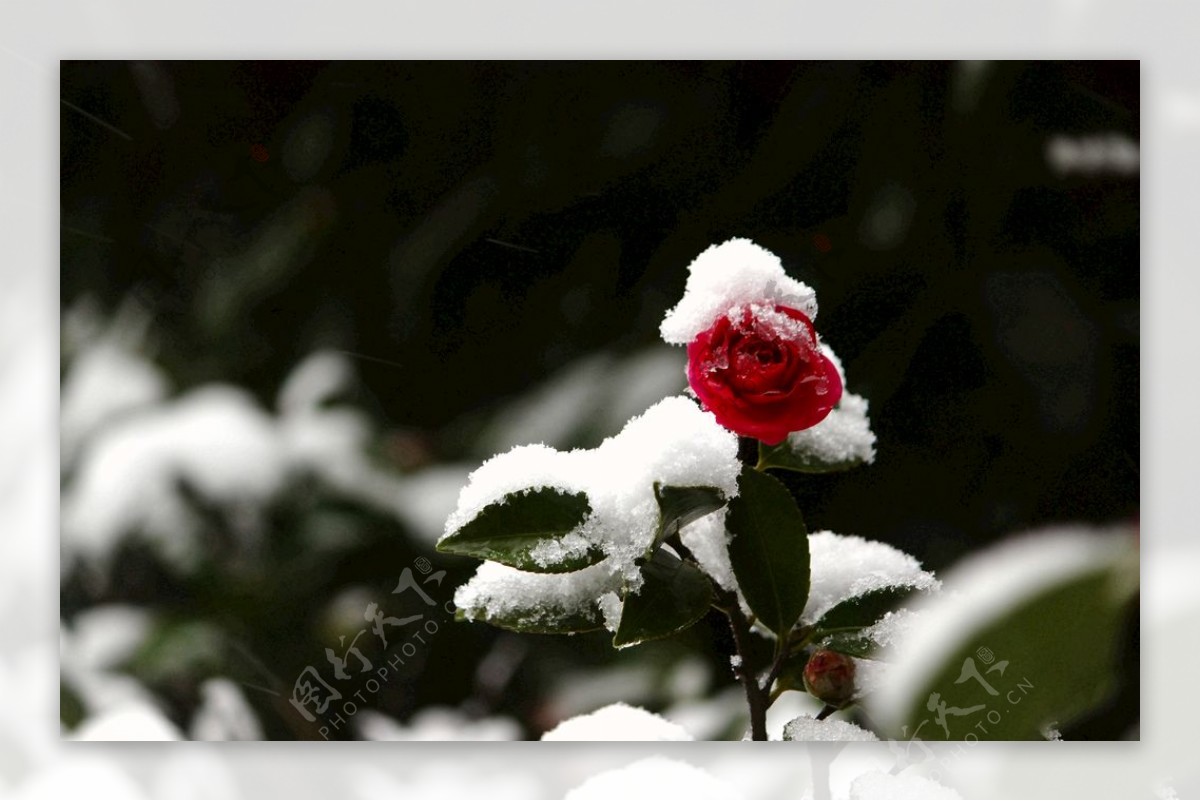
542, 702, 693, 742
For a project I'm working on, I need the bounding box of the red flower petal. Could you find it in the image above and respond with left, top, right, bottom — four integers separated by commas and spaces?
686, 304, 842, 444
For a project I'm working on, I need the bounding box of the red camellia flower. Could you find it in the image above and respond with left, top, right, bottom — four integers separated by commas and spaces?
686, 304, 842, 445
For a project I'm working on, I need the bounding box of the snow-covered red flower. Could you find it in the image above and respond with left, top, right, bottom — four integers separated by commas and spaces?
660, 238, 844, 445
686, 304, 841, 445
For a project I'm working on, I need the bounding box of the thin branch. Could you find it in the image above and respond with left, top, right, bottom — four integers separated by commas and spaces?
763, 640, 790, 700
717, 589, 768, 741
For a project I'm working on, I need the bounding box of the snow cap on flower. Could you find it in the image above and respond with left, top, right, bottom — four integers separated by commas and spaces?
660, 238, 819, 345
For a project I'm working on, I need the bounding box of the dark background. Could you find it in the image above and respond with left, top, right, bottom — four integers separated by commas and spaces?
60, 61, 1139, 739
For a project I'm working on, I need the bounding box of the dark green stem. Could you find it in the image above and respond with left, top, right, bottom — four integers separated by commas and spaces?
668, 525, 787, 740
720, 595, 769, 741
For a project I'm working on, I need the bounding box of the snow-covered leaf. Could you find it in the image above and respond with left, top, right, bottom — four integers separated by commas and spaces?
437, 487, 601, 573
444, 397, 739, 592
62, 386, 287, 572
614, 549, 713, 649
652, 483, 726, 548
61, 340, 169, 463
454, 601, 603, 636
453, 560, 614, 635
872, 526, 1138, 741
781, 714, 878, 742
726, 467, 810, 636
802, 531, 938, 625
276, 348, 354, 415
812, 585, 920, 635
815, 631, 877, 659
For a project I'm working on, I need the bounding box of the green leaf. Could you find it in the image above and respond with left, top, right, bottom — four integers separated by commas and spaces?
758, 438, 868, 474
884, 541, 1137, 741
456, 598, 605, 635
773, 655, 808, 694
128, 619, 227, 684
725, 466, 810, 636
437, 487, 602, 573
613, 548, 714, 649
817, 631, 878, 660
813, 585, 919, 634
653, 483, 727, 546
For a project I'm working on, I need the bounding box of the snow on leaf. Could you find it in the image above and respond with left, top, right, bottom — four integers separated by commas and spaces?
803, 531, 939, 625
441, 444, 590, 540
62, 386, 287, 572
439, 487, 599, 573
678, 507, 737, 592
781, 714, 879, 742
453, 560, 616, 634
759, 391, 877, 473
275, 348, 355, 415
870, 524, 1137, 740
61, 341, 170, 464
591, 396, 741, 568
444, 396, 740, 627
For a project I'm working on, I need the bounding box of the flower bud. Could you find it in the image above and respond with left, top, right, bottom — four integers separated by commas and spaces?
803, 649, 856, 708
